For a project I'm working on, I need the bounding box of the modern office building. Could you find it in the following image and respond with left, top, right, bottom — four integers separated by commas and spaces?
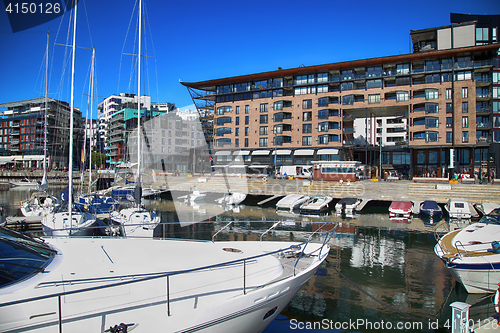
182, 13, 500, 180
0, 97, 83, 169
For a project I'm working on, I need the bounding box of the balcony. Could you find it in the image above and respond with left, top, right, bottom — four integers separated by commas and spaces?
342, 127, 355, 134
476, 93, 492, 101
343, 140, 356, 146
476, 107, 492, 115
477, 122, 491, 129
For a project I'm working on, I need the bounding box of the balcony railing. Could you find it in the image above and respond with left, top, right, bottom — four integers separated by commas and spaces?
476, 107, 491, 114
477, 122, 491, 129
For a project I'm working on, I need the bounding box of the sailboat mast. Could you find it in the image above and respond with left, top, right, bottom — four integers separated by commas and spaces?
43, 31, 48, 182
88, 47, 95, 194
68, 1, 77, 219
136, 0, 142, 181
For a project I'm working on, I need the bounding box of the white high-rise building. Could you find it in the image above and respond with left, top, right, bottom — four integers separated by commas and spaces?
354, 117, 408, 146
97, 93, 151, 143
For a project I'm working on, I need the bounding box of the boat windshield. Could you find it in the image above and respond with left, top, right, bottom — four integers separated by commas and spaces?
0, 227, 56, 288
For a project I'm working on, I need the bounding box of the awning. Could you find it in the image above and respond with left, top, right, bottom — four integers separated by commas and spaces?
0, 157, 14, 163
249, 165, 269, 168
22, 155, 44, 161
294, 149, 315, 156
317, 148, 339, 155
252, 150, 270, 156
232, 150, 250, 156
215, 150, 232, 156
272, 149, 291, 155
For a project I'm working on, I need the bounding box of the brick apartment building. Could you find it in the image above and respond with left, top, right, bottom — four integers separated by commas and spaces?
182, 13, 500, 181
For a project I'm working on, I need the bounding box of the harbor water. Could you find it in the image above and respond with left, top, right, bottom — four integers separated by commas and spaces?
1, 188, 493, 333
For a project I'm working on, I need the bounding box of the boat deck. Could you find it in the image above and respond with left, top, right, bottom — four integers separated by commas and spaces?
439, 228, 497, 259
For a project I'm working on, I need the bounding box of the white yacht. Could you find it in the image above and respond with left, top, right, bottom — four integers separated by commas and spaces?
109, 206, 160, 237
216, 192, 247, 206
334, 198, 361, 215
0, 226, 330, 332
276, 194, 309, 211
435, 222, 500, 293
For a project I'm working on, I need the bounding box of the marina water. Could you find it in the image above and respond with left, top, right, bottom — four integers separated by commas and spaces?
2, 188, 488, 332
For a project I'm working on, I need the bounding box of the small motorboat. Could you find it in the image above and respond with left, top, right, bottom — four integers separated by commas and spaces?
474, 202, 500, 216
445, 198, 472, 219
389, 201, 413, 218
9, 178, 39, 187
216, 192, 246, 205
299, 196, 333, 214
20, 192, 61, 217
335, 198, 361, 215
419, 200, 442, 218
435, 222, 500, 293
178, 189, 206, 203
276, 194, 309, 211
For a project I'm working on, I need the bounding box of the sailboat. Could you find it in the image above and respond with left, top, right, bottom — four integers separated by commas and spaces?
40, 2, 96, 236
109, 0, 160, 237
19, 32, 61, 217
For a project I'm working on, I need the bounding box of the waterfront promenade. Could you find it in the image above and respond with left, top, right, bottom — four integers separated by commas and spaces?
158, 175, 500, 205
2, 170, 499, 205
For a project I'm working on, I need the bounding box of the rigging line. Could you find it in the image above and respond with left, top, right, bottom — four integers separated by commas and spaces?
143, 4, 159, 104
117, 0, 138, 94
326, 261, 441, 327
80, 0, 94, 48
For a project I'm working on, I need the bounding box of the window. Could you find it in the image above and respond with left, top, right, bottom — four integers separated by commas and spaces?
260, 115, 268, 124
245, 116, 249, 125
462, 87, 468, 99
302, 136, 312, 146
425, 89, 439, 100
446, 117, 452, 128
462, 102, 468, 113
494, 116, 500, 128
318, 135, 329, 144
368, 94, 380, 104
317, 85, 328, 93
397, 91, 409, 101
455, 71, 472, 81
427, 131, 439, 142
303, 124, 312, 133
462, 116, 468, 128
317, 72, 328, 83
446, 103, 452, 113
235, 106, 240, 114
446, 132, 453, 143
302, 99, 312, 109
366, 79, 382, 89
341, 82, 353, 91
396, 63, 409, 75
476, 27, 489, 41
216, 106, 232, 115
274, 101, 283, 110
235, 128, 239, 136
259, 138, 268, 147
318, 97, 329, 107
462, 131, 469, 143
303, 112, 312, 121
244, 138, 248, 147
235, 117, 239, 126
343, 95, 353, 105
245, 127, 249, 136
260, 103, 268, 112
446, 88, 452, 100
494, 87, 500, 99
425, 117, 439, 128
494, 72, 500, 84
245, 105, 249, 114
273, 125, 282, 134
318, 122, 329, 132
259, 126, 268, 135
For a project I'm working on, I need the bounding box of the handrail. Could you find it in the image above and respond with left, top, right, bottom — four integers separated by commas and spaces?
212, 221, 233, 242
259, 221, 281, 241
294, 222, 331, 275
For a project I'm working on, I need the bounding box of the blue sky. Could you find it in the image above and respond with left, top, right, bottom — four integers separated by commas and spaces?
0, 0, 499, 119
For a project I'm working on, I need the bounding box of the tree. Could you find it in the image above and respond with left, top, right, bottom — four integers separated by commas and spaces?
91, 152, 107, 169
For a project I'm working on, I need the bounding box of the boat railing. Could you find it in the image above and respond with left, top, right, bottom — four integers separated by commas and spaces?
294, 222, 335, 275
259, 221, 282, 241
211, 221, 234, 242
0, 235, 330, 328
